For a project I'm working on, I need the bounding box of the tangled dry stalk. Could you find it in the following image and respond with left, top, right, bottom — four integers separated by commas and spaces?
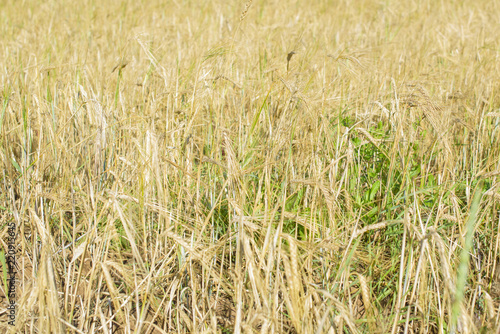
1, 0, 500, 333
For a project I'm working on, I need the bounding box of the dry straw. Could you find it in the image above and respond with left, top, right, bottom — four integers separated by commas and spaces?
1, 0, 499, 333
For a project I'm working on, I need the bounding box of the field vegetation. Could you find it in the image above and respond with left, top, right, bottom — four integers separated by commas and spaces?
1, 0, 500, 332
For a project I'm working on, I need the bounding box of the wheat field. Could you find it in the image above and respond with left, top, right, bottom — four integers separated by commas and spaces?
1, 0, 500, 333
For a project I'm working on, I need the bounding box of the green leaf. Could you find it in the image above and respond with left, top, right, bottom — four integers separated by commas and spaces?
369, 180, 381, 201
451, 183, 483, 330
11, 158, 21, 174
0, 250, 8, 302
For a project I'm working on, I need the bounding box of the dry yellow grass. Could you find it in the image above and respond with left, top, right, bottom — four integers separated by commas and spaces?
1, 0, 500, 333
